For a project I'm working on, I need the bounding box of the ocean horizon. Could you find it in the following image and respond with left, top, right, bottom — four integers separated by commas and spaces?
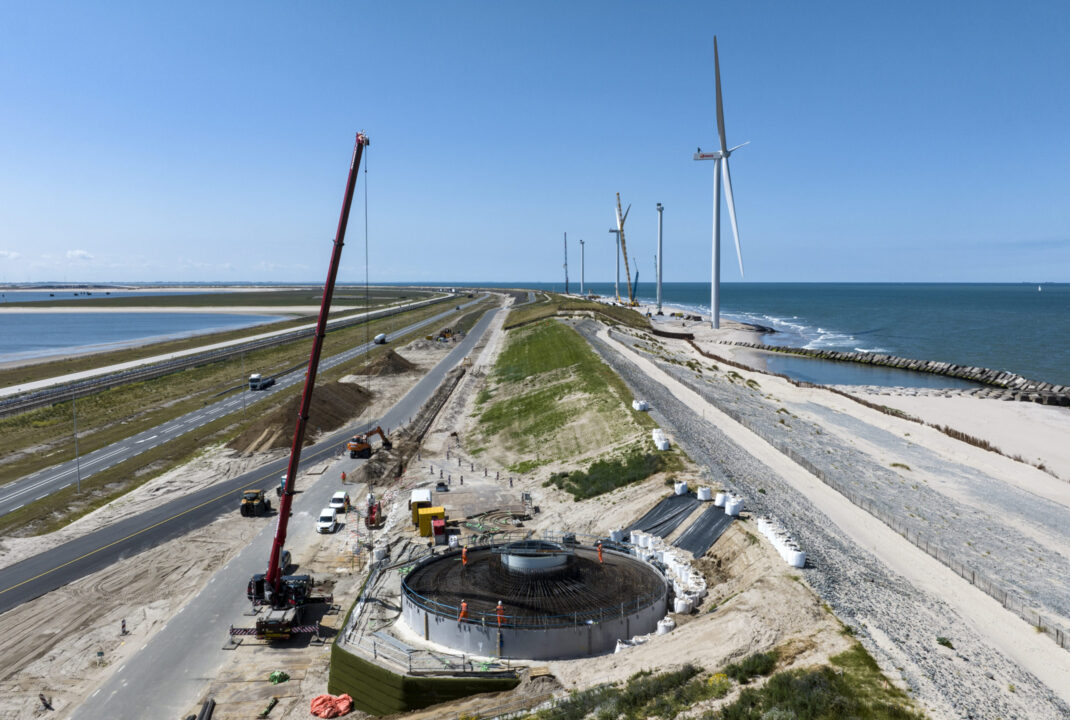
478, 281, 1069, 387
1, 282, 1065, 387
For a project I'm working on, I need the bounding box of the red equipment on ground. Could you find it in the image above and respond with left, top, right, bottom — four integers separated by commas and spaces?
310, 693, 354, 718
365, 493, 383, 529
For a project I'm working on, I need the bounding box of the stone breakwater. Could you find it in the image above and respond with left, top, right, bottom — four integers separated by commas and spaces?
728, 341, 1070, 406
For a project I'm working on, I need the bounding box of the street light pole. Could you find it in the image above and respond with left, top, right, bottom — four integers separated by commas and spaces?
579, 239, 585, 296
72, 395, 82, 493
656, 202, 664, 314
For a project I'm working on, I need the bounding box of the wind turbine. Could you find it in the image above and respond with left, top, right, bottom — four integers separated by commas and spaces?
694, 36, 748, 329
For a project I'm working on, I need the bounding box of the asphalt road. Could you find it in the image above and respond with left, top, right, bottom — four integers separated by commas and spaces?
0, 297, 484, 518
70, 303, 501, 720
0, 304, 499, 616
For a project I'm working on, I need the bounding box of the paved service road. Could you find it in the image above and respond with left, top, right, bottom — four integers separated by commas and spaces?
69, 304, 501, 719
0, 304, 499, 616
0, 297, 484, 518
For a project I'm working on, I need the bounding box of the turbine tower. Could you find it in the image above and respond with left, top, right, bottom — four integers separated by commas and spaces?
563, 232, 569, 295
609, 226, 620, 302
694, 36, 748, 329
579, 238, 585, 295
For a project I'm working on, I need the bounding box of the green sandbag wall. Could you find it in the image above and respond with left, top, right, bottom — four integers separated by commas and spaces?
328, 643, 519, 716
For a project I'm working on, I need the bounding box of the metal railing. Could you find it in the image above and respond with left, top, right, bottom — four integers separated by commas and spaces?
398, 531, 666, 629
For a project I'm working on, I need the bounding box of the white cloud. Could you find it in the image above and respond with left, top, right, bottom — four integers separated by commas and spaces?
0, 250, 21, 260
66, 249, 94, 261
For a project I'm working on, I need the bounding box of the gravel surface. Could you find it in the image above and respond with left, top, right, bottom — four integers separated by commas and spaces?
616, 328, 1070, 631
572, 318, 1070, 720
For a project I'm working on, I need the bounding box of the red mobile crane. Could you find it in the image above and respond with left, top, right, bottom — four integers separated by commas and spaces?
248, 132, 369, 611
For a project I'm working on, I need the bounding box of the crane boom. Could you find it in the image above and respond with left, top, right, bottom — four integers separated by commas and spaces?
265, 132, 369, 593
616, 193, 635, 304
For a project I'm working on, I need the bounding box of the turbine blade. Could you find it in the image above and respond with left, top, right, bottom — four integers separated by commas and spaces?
728, 141, 750, 153
722, 158, 744, 278
715, 37, 728, 153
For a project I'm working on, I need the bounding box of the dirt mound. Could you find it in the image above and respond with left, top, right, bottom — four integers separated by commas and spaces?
359, 349, 417, 376
228, 381, 373, 454
403, 339, 436, 352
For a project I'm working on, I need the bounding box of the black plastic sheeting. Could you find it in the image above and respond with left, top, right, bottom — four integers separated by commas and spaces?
625, 494, 701, 538
673, 505, 734, 557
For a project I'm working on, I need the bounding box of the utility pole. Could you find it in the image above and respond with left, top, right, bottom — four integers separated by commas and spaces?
563, 232, 569, 295
72, 395, 82, 493
612, 227, 620, 299
656, 203, 664, 314
579, 239, 585, 296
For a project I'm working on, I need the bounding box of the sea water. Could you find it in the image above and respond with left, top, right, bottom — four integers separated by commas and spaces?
473, 282, 1069, 386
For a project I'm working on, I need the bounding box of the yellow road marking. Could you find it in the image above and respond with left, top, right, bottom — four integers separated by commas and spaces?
0, 445, 335, 597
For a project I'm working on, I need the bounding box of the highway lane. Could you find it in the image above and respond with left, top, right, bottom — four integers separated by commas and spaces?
0, 297, 485, 518
0, 305, 499, 616
72, 304, 501, 719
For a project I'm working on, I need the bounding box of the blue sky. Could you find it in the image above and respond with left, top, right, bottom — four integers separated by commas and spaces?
1, 1, 1068, 284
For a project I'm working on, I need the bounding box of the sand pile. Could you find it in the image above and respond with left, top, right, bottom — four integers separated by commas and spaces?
228, 381, 373, 453
403, 339, 436, 353
358, 349, 417, 376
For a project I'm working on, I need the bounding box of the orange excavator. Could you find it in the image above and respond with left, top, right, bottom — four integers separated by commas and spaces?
346, 426, 392, 459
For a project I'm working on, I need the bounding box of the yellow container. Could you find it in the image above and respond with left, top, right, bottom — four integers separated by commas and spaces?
411, 501, 431, 526
417, 506, 446, 537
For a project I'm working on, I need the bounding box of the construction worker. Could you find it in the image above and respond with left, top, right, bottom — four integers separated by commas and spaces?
496, 600, 505, 627
341, 471, 347, 483
457, 599, 468, 623
461, 545, 468, 569
597, 540, 604, 564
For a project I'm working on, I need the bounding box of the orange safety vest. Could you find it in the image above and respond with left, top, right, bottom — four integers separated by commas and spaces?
496, 604, 504, 626
458, 602, 468, 622
597, 543, 603, 563
462, 547, 468, 566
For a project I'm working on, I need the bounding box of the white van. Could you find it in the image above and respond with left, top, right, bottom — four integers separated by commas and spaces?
317, 508, 339, 534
